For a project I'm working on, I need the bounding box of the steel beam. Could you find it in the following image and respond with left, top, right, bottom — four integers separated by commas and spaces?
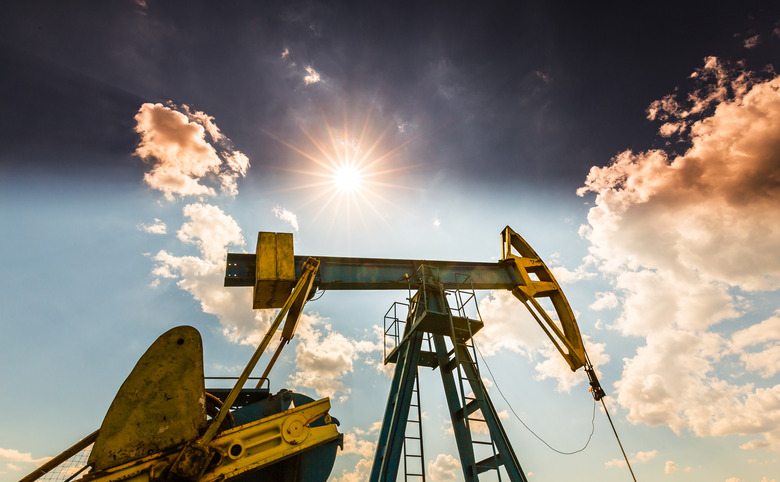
226, 254, 522, 291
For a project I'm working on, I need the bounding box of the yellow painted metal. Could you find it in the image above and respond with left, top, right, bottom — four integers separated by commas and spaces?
253, 232, 296, 309
501, 226, 586, 371
154, 257, 324, 481
204, 398, 339, 481
197, 257, 320, 450
26, 254, 335, 482
88, 326, 207, 471
78, 398, 340, 482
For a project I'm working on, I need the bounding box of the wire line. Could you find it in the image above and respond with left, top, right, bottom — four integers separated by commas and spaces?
475, 342, 597, 455
601, 397, 638, 482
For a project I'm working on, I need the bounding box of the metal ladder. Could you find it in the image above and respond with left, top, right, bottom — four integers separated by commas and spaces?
403, 368, 426, 481
373, 266, 527, 482
434, 274, 525, 481
455, 278, 502, 481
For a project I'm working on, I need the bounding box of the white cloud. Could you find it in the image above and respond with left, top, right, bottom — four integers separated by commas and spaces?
741, 439, 771, 450
0, 448, 50, 465
428, 453, 460, 481
605, 449, 657, 468
476, 290, 548, 357
289, 314, 356, 398
138, 218, 167, 234
332, 457, 372, 482
149, 203, 276, 346
289, 315, 383, 400
133, 103, 249, 200
144, 200, 381, 397
534, 335, 609, 392
636, 450, 658, 462
354, 421, 382, 435
589, 291, 618, 311
273, 205, 299, 232
341, 432, 376, 458
177, 203, 244, 263
548, 261, 596, 284
180, 104, 225, 143
665, 460, 679, 474
463, 409, 509, 434
476, 290, 608, 392
304, 66, 321, 85
578, 60, 780, 448
281, 48, 289, 59
740, 346, 780, 378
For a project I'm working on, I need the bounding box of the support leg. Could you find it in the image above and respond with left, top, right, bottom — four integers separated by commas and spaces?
370, 331, 425, 482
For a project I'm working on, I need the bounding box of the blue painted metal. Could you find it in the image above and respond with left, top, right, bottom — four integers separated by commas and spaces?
370, 330, 425, 482
228, 389, 343, 482
433, 334, 527, 481
222, 229, 589, 481
376, 266, 528, 481
225, 254, 521, 290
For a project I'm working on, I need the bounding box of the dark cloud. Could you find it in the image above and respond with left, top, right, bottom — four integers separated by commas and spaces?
2, 0, 779, 190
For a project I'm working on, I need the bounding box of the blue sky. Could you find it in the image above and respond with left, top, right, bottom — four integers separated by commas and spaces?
2, 2, 780, 481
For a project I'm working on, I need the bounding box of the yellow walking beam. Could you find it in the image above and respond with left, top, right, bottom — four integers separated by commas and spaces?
500, 226, 586, 371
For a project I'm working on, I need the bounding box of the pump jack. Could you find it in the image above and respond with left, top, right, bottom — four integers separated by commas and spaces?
24, 226, 604, 482
223, 226, 605, 481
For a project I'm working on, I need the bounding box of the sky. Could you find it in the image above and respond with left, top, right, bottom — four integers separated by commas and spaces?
1, 1, 780, 481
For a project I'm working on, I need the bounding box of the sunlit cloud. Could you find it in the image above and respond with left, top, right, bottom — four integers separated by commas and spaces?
148, 203, 279, 346
605, 449, 657, 468
138, 218, 167, 234
289, 314, 382, 401
273, 205, 299, 231
331, 457, 372, 482
744, 34, 761, 49
133, 102, 249, 200
665, 460, 679, 474
589, 291, 618, 311
577, 58, 780, 448
0, 447, 51, 466
330, 419, 380, 482
741, 439, 771, 450
427, 453, 460, 481
304, 66, 321, 85
474, 290, 609, 392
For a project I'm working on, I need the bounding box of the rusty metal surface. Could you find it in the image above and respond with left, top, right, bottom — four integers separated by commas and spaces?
87, 326, 207, 471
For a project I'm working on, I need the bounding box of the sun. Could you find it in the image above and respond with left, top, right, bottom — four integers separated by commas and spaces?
333, 165, 362, 193
266, 106, 416, 229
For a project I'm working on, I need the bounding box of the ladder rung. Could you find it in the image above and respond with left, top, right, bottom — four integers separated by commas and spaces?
472, 440, 494, 445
